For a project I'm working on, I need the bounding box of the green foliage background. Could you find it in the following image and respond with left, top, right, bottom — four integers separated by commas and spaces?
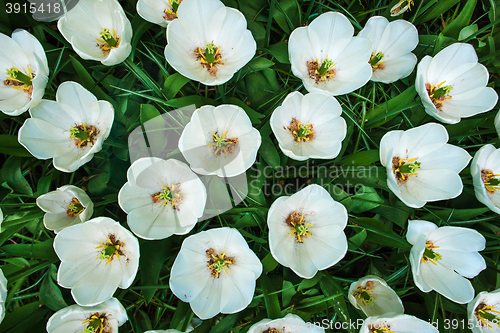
0, 0, 500, 332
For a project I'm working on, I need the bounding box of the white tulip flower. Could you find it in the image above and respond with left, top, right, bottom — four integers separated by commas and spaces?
348, 275, 404, 317
416, 43, 498, 124
18, 81, 114, 173
379, 122, 471, 208
471, 144, 500, 214
36, 185, 93, 233
164, 0, 256, 85
0, 208, 3, 230
58, 0, 132, 66
288, 12, 372, 96
359, 313, 438, 333
169, 227, 262, 319
407, 220, 486, 304
53, 217, 140, 306
46, 297, 127, 333
468, 288, 500, 332
358, 16, 418, 84
267, 184, 348, 279
390, 0, 415, 17
247, 313, 324, 333
178, 104, 261, 178
270, 92, 346, 161
0, 29, 48, 116
0, 269, 7, 324
118, 157, 207, 240
137, 0, 182, 27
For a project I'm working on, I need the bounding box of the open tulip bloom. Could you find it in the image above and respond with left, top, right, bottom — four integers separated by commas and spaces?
416, 43, 498, 124
46, 297, 127, 333
358, 16, 418, 84
58, 0, 132, 66
18, 81, 114, 173
270, 92, 346, 161
0, 29, 48, 116
118, 157, 207, 240
164, 0, 256, 85
407, 220, 486, 304
0, 269, 6, 324
468, 288, 500, 332
348, 275, 404, 317
379, 122, 471, 208
247, 313, 324, 333
471, 144, 500, 214
359, 313, 438, 333
267, 184, 348, 279
288, 12, 372, 96
53, 217, 140, 306
36, 185, 93, 233
169, 227, 262, 319
137, 0, 182, 27
178, 104, 261, 178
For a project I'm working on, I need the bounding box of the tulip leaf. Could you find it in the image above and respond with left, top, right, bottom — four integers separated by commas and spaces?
39, 264, 67, 311
163, 73, 191, 100
273, 0, 300, 34
354, 217, 411, 250
0, 301, 48, 332
414, 0, 461, 24
340, 150, 380, 166
2, 157, 33, 195
166, 96, 216, 109
170, 300, 193, 330
259, 273, 282, 319
267, 41, 290, 64
262, 253, 279, 273
259, 138, 280, 169
365, 85, 418, 128
282, 280, 296, 307
1, 239, 57, 260
140, 103, 161, 125
0, 135, 31, 157
140, 238, 171, 304
443, 0, 478, 39
319, 272, 355, 333
87, 161, 111, 195
227, 97, 265, 125
351, 186, 384, 214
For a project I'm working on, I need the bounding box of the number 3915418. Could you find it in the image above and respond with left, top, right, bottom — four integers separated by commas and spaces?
5, 2, 61, 14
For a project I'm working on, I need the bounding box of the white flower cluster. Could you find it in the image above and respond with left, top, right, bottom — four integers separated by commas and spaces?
0, 0, 499, 331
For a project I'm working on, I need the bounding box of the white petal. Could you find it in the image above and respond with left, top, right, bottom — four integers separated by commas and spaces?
405, 169, 464, 201
137, 0, 172, 27
398, 122, 448, 158
418, 143, 471, 173
426, 43, 478, 85
429, 226, 486, 252
438, 250, 486, 278
379, 130, 403, 167
376, 19, 419, 60
11, 29, 49, 73
307, 12, 354, 61
442, 87, 498, 118
18, 118, 73, 159
358, 16, 389, 50
420, 260, 475, 304
371, 53, 417, 83
406, 220, 438, 245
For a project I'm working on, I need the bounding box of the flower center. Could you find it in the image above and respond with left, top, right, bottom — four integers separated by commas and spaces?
96, 28, 121, 52
82, 315, 105, 333
151, 184, 183, 209
285, 211, 313, 243
307, 57, 337, 83
69, 123, 98, 147
209, 131, 239, 156
95, 237, 121, 265
4, 66, 35, 93
481, 169, 500, 193
475, 303, 500, 328
194, 42, 223, 76
66, 198, 85, 217
421, 240, 441, 265
206, 248, 235, 278
373, 328, 395, 333
287, 118, 315, 142
355, 281, 376, 306
164, 0, 182, 20
369, 51, 385, 71
425, 81, 453, 109
392, 156, 420, 183
390, 0, 414, 16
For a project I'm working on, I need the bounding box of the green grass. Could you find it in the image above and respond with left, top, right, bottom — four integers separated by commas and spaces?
0, 0, 500, 332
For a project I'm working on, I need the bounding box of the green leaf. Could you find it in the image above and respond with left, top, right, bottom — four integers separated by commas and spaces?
87, 161, 111, 195
140, 238, 171, 304
354, 217, 411, 250
298, 273, 322, 291
2, 157, 33, 195
351, 186, 384, 214
0, 135, 31, 157
238, 57, 275, 79
282, 281, 296, 307
163, 73, 191, 100
0, 301, 48, 332
261, 253, 279, 273
259, 273, 282, 319
39, 264, 67, 311
140, 103, 161, 125
170, 300, 192, 330
2, 239, 57, 260
259, 138, 280, 169
365, 86, 418, 128
458, 24, 479, 41
273, 0, 300, 34
319, 272, 355, 333
166, 96, 216, 109
267, 42, 290, 64
348, 229, 367, 250
414, 0, 461, 24
340, 150, 380, 166
227, 97, 265, 125
442, 0, 478, 39
69, 57, 115, 107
